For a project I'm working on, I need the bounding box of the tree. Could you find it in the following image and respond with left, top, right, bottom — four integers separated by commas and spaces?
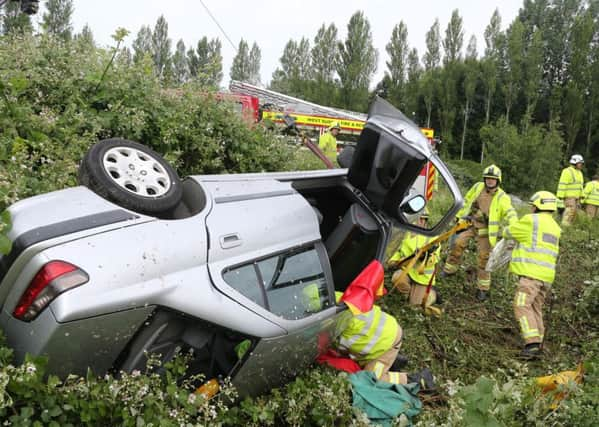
337, 11, 378, 111
421, 71, 436, 128
74, 24, 94, 47
172, 39, 188, 85
480, 8, 503, 162
562, 10, 594, 156
132, 25, 152, 64
482, 119, 563, 195
42, 0, 73, 40
585, 17, 599, 160
118, 46, 133, 67
405, 48, 422, 122
437, 10, 463, 149
1, 1, 33, 35
521, 29, 543, 125
541, 0, 584, 125
311, 23, 338, 83
422, 19, 441, 127
151, 15, 172, 80
230, 39, 251, 82
503, 20, 524, 123
385, 21, 409, 109
191, 37, 223, 87
271, 38, 311, 96
423, 19, 441, 71
436, 66, 457, 150
443, 9, 464, 65
482, 9, 501, 124
311, 23, 338, 105
207, 38, 223, 87
248, 42, 261, 85
460, 35, 479, 160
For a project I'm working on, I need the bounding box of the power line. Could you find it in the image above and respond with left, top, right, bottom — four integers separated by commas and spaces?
198, 0, 237, 52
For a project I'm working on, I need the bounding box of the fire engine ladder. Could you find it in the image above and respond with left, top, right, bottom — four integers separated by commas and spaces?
229, 80, 367, 122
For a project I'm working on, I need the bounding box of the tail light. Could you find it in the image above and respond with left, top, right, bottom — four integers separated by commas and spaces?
13, 261, 89, 321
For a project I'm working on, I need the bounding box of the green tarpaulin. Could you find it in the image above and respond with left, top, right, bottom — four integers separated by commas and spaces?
348, 371, 422, 427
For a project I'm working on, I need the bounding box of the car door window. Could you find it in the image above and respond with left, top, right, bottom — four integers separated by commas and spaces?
222, 246, 331, 320
222, 264, 266, 308
259, 247, 329, 319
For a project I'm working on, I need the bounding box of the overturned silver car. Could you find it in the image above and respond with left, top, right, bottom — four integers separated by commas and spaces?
0, 98, 462, 397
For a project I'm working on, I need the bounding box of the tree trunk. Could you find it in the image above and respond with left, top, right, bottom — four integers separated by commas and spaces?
480, 140, 485, 164
585, 108, 593, 160
481, 90, 491, 164
485, 90, 491, 124
426, 105, 432, 127
460, 100, 469, 161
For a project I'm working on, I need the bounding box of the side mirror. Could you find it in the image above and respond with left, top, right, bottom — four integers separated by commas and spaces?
400, 195, 426, 215
337, 146, 355, 169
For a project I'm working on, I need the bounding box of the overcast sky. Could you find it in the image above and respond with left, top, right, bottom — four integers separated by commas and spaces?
64, 0, 524, 88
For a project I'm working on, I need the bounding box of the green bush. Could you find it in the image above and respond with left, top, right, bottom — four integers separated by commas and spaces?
0, 34, 291, 210
444, 159, 484, 191
0, 336, 239, 426
480, 119, 563, 197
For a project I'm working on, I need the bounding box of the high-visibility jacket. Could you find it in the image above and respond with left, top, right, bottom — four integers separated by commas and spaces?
318, 131, 338, 161
504, 213, 561, 284
456, 182, 518, 246
389, 232, 441, 286
338, 304, 399, 363
582, 180, 599, 206
556, 166, 584, 199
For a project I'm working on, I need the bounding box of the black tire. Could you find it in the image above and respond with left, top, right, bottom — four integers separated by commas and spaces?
79, 138, 183, 215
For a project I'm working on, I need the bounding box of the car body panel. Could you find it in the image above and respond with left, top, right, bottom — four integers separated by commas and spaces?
347, 97, 463, 233
0, 305, 154, 377
232, 305, 344, 397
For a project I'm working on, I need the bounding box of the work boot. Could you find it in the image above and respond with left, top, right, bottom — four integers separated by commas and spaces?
434, 289, 443, 305
391, 354, 409, 371
438, 269, 451, 279
407, 368, 436, 392
476, 289, 489, 302
519, 343, 542, 360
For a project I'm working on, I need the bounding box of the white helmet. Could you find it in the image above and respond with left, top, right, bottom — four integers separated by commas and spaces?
569, 154, 584, 165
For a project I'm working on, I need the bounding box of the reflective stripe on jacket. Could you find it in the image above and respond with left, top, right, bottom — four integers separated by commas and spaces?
338, 304, 398, 363
582, 180, 599, 206
456, 182, 518, 246
556, 166, 584, 199
504, 213, 561, 284
389, 232, 440, 285
318, 132, 338, 160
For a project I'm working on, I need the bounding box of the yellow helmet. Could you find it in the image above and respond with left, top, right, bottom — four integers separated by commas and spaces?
329, 121, 341, 131
529, 191, 557, 212
483, 164, 502, 183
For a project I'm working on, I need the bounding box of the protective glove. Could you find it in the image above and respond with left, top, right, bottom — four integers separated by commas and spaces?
425, 244, 439, 255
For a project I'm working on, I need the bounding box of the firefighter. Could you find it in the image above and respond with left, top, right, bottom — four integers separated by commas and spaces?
303, 277, 435, 389
336, 295, 435, 388
389, 209, 443, 310
318, 121, 340, 163
556, 154, 584, 226
441, 165, 518, 301
581, 174, 599, 219
503, 191, 561, 360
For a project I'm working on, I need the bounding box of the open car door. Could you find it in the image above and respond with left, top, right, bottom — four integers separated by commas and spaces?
347, 97, 462, 235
